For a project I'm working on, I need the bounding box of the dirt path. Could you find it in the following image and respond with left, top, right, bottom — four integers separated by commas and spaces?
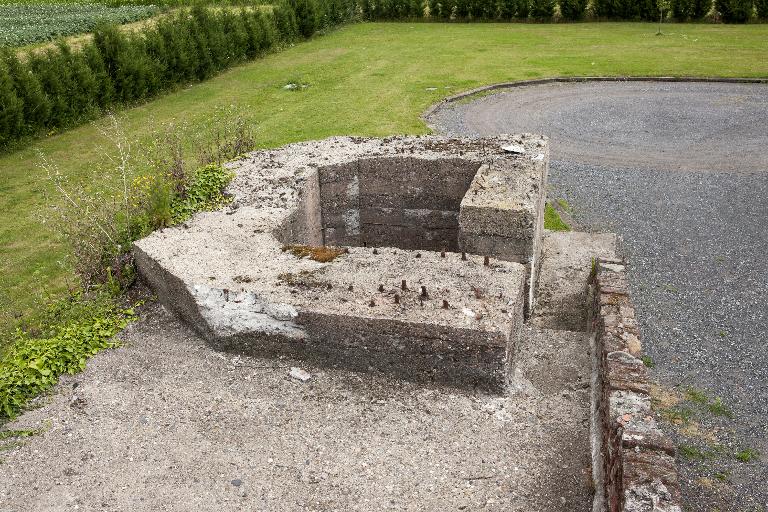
0, 307, 593, 512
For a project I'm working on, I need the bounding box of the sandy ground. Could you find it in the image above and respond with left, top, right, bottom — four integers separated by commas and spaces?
0, 305, 593, 512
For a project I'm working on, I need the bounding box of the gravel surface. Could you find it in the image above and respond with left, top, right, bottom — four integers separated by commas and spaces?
0, 307, 593, 512
428, 81, 768, 511
429, 81, 768, 173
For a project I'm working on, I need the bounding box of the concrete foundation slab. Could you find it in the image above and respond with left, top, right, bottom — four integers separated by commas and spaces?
133, 136, 549, 392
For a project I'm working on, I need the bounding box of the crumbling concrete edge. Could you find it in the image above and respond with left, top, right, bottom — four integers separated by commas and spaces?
422, 76, 768, 130
588, 258, 682, 512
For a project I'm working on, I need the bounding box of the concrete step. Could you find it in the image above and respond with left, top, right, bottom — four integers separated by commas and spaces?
515, 326, 591, 396
532, 230, 617, 331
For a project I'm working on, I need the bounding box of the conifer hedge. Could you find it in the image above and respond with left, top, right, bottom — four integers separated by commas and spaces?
360, 0, 755, 21
0, 0, 357, 149
2, 0, 761, 148
670, 0, 711, 20
757, 0, 768, 18
715, 0, 753, 21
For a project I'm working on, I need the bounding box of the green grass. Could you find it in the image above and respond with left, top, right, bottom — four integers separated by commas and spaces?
685, 386, 710, 404
707, 397, 734, 418
661, 405, 695, 425
679, 444, 711, 460
735, 448, 760, 463
544, 203, 571, 231
2, 22, 768, 327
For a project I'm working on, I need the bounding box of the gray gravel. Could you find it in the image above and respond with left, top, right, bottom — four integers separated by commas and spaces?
428, 81, 768, 511
429, 81, 768, 173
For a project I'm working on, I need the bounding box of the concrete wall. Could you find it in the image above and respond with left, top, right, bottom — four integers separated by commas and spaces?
319, 157, 480, 252
275, 171, 324, 246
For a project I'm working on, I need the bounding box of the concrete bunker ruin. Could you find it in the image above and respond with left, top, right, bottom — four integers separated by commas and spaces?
134, 136, 548, 392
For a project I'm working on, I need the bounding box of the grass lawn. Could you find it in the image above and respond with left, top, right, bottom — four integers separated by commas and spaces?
1, 21, 767, 325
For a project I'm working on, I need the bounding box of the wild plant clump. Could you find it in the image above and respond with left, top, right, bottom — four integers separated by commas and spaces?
0, 111, 257, 419
0, 289, 136, 419
42, 111, 251, 292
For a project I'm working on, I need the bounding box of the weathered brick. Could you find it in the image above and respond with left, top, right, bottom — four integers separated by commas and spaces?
622, 429, 676, 457
591, 261, 681, 512
622, 450, 680, 494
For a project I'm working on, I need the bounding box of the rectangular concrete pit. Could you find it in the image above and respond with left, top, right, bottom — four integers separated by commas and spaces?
320, 157, 481, 252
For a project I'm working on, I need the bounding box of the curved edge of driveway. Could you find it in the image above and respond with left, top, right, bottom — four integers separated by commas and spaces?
422, 76, 768, 130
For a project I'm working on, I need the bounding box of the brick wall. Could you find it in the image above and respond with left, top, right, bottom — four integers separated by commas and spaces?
589, 258, 682, 512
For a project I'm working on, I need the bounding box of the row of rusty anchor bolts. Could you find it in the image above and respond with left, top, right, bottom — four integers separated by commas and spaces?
365, 279, 484, 309
431, 250, 490, 266
367, 247, 489, 267
375, 281, 455, 308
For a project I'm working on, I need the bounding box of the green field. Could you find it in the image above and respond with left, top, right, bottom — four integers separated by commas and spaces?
0, 2, 160, 47
1, 21, 767, 325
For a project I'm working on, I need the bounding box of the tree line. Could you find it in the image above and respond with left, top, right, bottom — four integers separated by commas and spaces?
361, 0, 763, 21
1, 0, 765, 148
0, 0, 357, 149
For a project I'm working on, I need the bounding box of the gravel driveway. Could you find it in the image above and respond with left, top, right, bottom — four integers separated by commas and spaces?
428, 80, 768, 512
